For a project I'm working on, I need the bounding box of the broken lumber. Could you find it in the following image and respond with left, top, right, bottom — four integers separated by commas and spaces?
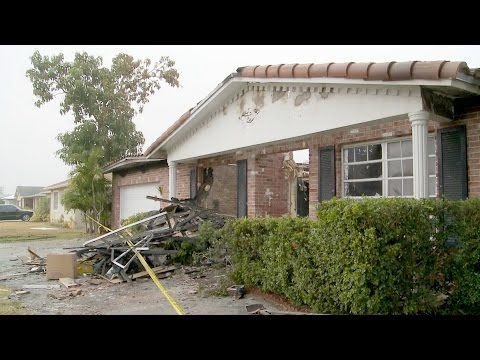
0, 272, 30, 281
59, 277, 79, 288
109, 265, 176, 284
28, 247, 42, 260
22, 284, 61, 290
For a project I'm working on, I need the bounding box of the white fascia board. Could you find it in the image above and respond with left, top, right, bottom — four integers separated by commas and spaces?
149, 77, 459, 158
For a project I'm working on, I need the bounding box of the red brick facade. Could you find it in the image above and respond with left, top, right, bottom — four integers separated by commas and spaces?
112, 163, 169, 228
112, 110, 479, 224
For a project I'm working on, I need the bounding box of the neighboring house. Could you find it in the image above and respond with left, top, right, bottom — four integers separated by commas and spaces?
43, 180, 85, 230
1, 195, 16, 205
14, 186, 45, 210
109, 60, 480, 227
103, 155, 167, 228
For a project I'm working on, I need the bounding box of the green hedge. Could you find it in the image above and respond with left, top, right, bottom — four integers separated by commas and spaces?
207, 198, 480, 314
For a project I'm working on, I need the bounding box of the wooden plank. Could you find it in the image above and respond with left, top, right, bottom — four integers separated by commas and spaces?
109, 265, 176, 284
28, 247, 42, 260
22, 284, 61, 290
59, 277, 79, 288
0, 272, 29, 281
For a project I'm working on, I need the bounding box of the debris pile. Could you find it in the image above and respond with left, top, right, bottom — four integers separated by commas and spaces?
74, 197, 231, 283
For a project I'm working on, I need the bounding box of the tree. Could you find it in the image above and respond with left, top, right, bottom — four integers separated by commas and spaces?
62, 148, 111, 233
27, 50, 180, 232
26, 51, 180, 166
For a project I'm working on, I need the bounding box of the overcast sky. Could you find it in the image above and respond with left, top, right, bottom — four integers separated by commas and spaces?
0, 45, 479, 195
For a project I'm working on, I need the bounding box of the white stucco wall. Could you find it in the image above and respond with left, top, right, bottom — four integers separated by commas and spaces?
49, 189, 85, 230
166, 84, 423, 162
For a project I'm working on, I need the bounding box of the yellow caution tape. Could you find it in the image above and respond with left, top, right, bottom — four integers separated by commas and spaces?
84, 214, 185, 315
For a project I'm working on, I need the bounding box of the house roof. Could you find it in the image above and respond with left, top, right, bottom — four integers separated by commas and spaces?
103, 155, 166, 173
15, 186, 45, 197
236, 61, 479, 81
144, 60, 480, 158
21, 192, 47, 199
43, 180, 70, 191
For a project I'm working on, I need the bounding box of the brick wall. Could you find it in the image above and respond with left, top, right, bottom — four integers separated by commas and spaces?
176, 163, 194, 199
191, 111, 480, 219
128, 110, 479, 222
112, 163, 169, 229
247, 153, 289, 217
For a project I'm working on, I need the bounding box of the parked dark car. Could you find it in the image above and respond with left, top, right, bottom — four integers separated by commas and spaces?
0, 204, 34, 221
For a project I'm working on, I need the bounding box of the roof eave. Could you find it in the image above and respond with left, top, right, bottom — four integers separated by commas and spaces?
102, 158, 166, 173
145, 73, 239, 159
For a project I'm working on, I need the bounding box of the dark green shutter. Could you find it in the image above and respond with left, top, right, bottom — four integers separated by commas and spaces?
318, 146, 336, 201
237, 160, 247, 217
437, 126, 468, 200
190, 168, 197, 199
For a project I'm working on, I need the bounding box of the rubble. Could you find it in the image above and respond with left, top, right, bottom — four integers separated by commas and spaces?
73, 197, 231, 284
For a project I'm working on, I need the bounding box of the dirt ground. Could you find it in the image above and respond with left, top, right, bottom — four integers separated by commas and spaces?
0, 237, 285, 315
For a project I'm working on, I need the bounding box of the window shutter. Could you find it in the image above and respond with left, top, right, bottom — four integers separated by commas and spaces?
237, 160, 248, 217
190, 168, 197, 199
437, 126, 468, 200
318, 146, 336, 201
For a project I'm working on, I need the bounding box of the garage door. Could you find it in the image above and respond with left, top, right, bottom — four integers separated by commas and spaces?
119, 183, 161, 222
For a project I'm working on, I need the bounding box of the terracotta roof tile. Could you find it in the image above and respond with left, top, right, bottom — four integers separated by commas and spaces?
279, 64, 298, 78
237, 60, 474, 82
309, 63, 332, 77
239, 65, 258, 77
389, 61, 416, 80
347, 62, 374, 79
254, 65, 269, 78
440, 61, 468, 78
266, 64, 282, 77
293, 63, 313, 78
328, 62, 354, 77
367, 62, 394, 80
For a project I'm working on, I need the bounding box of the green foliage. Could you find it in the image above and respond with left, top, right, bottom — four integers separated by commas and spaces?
31, 197, 50, 222
209, 198, 480, 314
26, 51, 180, 166
62, 148, 111, 233
443, 198, 480, 313
120, 210, 158, 234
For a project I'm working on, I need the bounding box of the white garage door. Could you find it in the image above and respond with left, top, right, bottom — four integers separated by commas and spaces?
119, 183, 161, 222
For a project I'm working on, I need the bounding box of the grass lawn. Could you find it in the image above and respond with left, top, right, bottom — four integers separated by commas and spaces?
0, 221, 87, 243
0, 286, 27, 314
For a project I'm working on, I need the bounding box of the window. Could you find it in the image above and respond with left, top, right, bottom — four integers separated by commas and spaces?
53, 191, 59, 210
343, 137, 436, 198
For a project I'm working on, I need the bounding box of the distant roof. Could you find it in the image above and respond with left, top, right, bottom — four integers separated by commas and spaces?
15, 186, 45, 197
43, 179, 70, 191
1, 195, 15, 200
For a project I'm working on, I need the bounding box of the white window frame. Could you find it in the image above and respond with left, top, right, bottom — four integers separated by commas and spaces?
342, 135, 437, 198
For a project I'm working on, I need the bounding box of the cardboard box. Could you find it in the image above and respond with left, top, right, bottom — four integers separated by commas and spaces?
46, 253, 77, 280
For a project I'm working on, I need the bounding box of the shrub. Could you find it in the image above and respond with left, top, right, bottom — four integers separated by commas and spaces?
209, 198, 480, 314
31, 197, 50, 222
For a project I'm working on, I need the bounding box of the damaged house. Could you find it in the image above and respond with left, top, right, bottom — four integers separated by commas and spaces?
106, 61, 480, 228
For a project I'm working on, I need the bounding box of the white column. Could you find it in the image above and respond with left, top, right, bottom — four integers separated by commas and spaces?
168, 161, 177, 200
408, 110, 429, 199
